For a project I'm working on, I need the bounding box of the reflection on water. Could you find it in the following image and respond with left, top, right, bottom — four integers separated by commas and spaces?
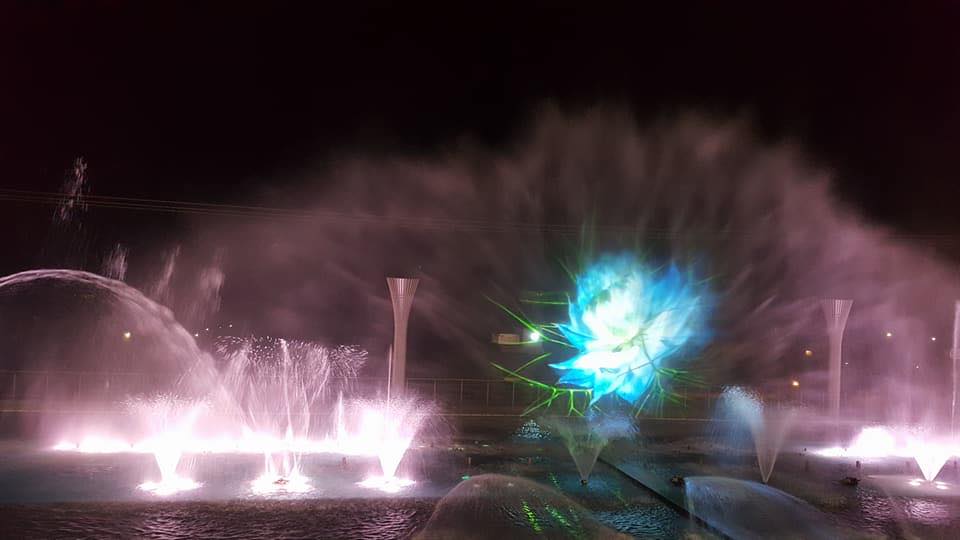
849, 484, 960, 537
903, 498, 953, 523
0, 500, 434, 540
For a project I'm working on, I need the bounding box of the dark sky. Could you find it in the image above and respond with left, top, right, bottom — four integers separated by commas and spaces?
1, 1, 960, 261
3, 1, 960, 390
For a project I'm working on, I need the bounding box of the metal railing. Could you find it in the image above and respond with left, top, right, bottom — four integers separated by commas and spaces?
0, 369, 816, 418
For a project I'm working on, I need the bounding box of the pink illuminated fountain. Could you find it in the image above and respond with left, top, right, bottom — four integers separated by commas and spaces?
354, 397, 430, 493
7, 267, 434, 497
127, 395, 207, 495
816, 425, 958, 483
50, 335, 430, 496
212, 336, 366, 492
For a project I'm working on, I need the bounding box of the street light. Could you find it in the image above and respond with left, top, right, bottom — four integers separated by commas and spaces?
122, 331, 132, 341
804, 349, 813, 357
791, 380, 800, 388
885, 331, 893, 338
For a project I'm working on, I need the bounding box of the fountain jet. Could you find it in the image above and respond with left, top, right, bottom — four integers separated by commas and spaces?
719, 387, 797, 483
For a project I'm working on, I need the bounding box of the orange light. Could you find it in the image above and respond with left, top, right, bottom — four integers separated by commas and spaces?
791, 380, 800, 387
804, 349, 813, 357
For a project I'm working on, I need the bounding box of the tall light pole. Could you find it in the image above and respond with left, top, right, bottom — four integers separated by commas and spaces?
952, 301, 960, 435
387, 277, 418, 399
821, 299, 853, 423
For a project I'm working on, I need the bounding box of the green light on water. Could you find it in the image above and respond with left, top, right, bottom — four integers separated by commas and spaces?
521, 500, 543, 533
611, 487, 628, 505
545, 504, 577, 535
549, 472, 561, 490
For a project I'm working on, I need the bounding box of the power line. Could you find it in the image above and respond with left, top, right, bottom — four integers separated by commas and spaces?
1, 188, 957, 242
0, 188, 670, 236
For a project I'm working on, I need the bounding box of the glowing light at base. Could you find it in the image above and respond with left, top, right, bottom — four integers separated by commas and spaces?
815, 426, 897, 459
138, 476, 201, 496
908, 478, 951, 491
251, 470, 312, 495
357, 475, 415, 494
909, 441, 954, 483
815, 426, 958, 482
549, 254, 711, 405
51, 396, 430, 495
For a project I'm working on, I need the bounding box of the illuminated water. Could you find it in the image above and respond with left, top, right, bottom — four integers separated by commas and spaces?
542, 414, 632, 483
0, 500, 434, 540
815, 425, 958, 482
718, 387, 796, 483
605, 430, 960, 539
0, 441, 692, 539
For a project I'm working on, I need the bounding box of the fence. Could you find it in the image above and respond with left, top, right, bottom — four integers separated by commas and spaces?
0, 369, 814, 418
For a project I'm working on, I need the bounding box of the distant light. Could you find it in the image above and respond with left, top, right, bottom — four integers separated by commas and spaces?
528, 330, 541, 343
804, 349, 813, 357
791, 380, 800, 387
916, 365, 920, 369
885, 332, 893, 338
844, 362, 849, 366
461, 475, 471, 481
205, 328, 210, 332
194, 333, 199, 338
931, 336, 937, 342
228, 323, 233, 328
122, 331, 132, 340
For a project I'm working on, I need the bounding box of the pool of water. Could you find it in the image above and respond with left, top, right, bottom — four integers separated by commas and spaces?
604, 438, 960, 539
0, 499, 435, 540
0, 440, 694, 539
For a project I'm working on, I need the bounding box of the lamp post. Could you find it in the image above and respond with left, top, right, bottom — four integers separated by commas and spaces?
952, 301, 960, 435
821, 299, 853, 423
387, 277, 418, 400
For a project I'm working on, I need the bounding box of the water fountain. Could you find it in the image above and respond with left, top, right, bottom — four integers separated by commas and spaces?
718, 386, 797, 484
212, 336, 366, 491
0, 269, 218, 391
419, 474, 629, 539
952, 300, 960, 435
909, 440, 954, 483
684, 476, 839, 539
817, 425, 957, 483
2, 271, 430, 497
542, 413, 632, 484
354, 396, 431, 493
13, 109, 960, 537
126, 395, 207, 495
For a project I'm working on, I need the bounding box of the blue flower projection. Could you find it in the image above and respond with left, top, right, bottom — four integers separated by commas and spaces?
549, 254, 711, 405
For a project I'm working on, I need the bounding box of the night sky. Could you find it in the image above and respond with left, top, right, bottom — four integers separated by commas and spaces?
2, 2, 960, 232
2, 2, 960, 382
